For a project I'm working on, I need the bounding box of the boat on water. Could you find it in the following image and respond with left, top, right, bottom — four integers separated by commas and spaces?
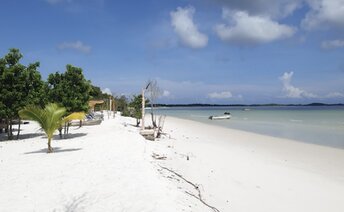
209, 114, 231, 120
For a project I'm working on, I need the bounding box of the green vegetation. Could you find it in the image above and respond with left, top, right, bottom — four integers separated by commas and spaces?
128, 94, 149, 127
90, 85, 112, 100
19, 103, 67, 153
115, 95, 129, 114
47, 65, 91, 113
0, 49, 45, 139
0, 48, 112, 141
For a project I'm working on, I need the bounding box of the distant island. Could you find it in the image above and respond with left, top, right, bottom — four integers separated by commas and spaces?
155, 103, 344, 107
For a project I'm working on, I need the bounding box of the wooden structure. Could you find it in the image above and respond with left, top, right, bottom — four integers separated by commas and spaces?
88, 100, 105, 111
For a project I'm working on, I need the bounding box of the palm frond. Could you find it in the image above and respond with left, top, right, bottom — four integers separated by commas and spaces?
19, 103, 66, 139
19, 105, 45, 126
63, 112, 86, 123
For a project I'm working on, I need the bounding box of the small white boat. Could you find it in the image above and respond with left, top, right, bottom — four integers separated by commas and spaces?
209, 115, 231, 120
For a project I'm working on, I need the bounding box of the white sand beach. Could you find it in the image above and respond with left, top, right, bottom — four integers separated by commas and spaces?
1, 114, 344, 212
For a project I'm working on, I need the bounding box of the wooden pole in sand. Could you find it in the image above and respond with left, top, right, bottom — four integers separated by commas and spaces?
141, 88, 145, 130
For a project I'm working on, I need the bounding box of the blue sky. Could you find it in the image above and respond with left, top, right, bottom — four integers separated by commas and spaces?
1, 0, 344, 104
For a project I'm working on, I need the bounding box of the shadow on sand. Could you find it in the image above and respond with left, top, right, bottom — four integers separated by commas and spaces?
54, 133, 88, 140
24, 147, 82, 154
0, 132, 45, 142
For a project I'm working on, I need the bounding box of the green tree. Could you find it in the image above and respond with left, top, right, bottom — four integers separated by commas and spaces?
19, 103, 66, 153
129, 94, 149, 127
47, 64, 91, 113
46, 65, 91, 136
89, 85, 103, 100
115, 95, 128, 114
0, 49, 45, 139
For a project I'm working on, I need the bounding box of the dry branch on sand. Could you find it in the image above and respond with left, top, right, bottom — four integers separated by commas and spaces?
158, 165, 221, 212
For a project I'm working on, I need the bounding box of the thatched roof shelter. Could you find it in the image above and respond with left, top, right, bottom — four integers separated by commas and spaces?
88, 100, 105, 111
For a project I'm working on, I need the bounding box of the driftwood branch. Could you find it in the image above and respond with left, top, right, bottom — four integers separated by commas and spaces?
158, 165, 220, 212
185, 191, 220, 212
152, 153, 167, 160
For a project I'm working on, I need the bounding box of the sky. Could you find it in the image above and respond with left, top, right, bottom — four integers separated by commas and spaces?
1, 0, 344, 104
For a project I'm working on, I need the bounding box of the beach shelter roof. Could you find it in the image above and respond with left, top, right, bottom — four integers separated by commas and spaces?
88, 100, 105, 110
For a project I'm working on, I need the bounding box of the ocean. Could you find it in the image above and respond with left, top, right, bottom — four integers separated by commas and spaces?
154, 106, 344, 149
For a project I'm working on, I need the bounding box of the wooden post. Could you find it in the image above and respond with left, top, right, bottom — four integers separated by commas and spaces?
141, 88, 145, 130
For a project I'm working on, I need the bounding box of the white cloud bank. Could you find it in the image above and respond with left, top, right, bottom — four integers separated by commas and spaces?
170, 6, 208, 48
215, 10, 295, 45
279, 72, 317, 98
214, 0, 302, 18
326, 92, 344, 98
279, 72, 344, 99
58, 41, 91, 53
102, 88, 112, 95
302, 0, 344, 30
208, 91, 233, 99
321, 39, 344, 49
162, 90, 171, 97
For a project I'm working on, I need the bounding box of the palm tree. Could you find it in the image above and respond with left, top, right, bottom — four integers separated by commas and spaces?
19, 103, 66, 153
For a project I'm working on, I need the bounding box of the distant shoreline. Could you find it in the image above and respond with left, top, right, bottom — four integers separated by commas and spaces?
155, 103, 344, 107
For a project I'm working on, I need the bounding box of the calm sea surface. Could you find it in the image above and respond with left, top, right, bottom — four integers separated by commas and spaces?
155, 106, 344, 149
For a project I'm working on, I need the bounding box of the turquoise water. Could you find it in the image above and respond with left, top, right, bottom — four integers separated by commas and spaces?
155, 106, 344, 149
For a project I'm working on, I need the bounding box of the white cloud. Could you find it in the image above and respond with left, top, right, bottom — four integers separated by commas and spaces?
302, 0, 344, 30
102, 88, 112, 95
279, 72, 317, 98
326, 92, 344, 98
58, 41, 91, 53
162, 90, 171, 97
215, 0, 302, 18
321, 39, 344, 49
208, 91, 233, 99
215, 10, 296, 45
170, 6, 208, 48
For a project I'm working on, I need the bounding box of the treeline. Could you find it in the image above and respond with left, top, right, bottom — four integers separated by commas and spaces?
155, 103, 344, 107
0, 48, 114, 140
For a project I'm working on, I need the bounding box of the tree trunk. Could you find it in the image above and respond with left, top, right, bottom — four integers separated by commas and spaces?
5, 119, 10, 139
58, 127, 62, 139
150, 103, 157, 128
150, 112, 157, 128
63, 123, 67, 138
7, 119, 13, 140
10, 121, 13, 140
16, 118, 21, 140
0, 119, 3, 134
5, 119, 8, 133
47, 138, 53, 153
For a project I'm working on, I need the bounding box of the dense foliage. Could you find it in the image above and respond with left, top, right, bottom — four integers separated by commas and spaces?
115, 95, 128, 113
90, 85, 112, 100
47, 64, 91, 113
128, 94, 149, 127
0, 48, 124, 141
0, 49, 45, 139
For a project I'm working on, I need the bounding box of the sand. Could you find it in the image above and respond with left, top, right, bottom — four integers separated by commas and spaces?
1, 113, 344, 211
